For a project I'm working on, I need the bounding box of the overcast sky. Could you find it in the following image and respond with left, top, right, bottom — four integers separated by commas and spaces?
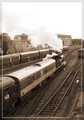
2, 2, 82, 39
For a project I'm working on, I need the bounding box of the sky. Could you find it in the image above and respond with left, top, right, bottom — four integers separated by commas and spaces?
2, 2, 82, 39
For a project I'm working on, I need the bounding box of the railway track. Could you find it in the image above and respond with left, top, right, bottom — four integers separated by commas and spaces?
65, 47, 79, 61
63, 45, 80, 59
6, 46, 79, 119
25, 61, 81, 120
69, 60, 84, 117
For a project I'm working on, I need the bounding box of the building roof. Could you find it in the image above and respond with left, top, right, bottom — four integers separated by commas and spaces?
57, 34, 72, 38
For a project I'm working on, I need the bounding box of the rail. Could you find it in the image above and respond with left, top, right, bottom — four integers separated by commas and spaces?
28, 62, 81, 120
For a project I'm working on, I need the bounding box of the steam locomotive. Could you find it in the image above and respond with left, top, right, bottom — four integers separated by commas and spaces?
0, 53, 66, 116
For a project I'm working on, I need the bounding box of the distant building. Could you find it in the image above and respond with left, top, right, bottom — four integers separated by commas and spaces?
14, 33, 31, 52
57, 34, 72, 46
72, 38, 82, 45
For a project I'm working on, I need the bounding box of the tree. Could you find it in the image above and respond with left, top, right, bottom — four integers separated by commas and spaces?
1, 33, 11, 55
3, 39, 8, 55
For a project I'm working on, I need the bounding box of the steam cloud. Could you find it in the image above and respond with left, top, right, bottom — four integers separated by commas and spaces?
30, 28, 63, 52
3, 14, 63, 52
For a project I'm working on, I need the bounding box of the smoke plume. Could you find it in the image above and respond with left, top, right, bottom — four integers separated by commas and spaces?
30, 28, 63, 52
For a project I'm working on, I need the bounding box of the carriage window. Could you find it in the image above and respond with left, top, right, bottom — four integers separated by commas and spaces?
49, 64, 55, 70
37, 72, 41, 78
33, 72, 41, 80
27, 77, 33, 84
43, 68, 48, 74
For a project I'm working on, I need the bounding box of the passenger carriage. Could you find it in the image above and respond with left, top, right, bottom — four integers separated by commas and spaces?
7, 59, 56, 98
20, 50, 40, 62
0, 77, 20, 116
0, 55, 11, 68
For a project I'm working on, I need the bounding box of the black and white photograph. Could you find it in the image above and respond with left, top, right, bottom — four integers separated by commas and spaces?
0, 1, 84, 120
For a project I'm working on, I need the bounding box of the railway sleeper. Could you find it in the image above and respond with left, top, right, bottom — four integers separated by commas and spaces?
40, 111, 52, 116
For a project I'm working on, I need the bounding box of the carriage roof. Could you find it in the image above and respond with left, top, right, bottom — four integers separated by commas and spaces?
7, 59, 55, 81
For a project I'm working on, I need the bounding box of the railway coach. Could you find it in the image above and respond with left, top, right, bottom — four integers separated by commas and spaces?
20, 49, 51, 62
7, 59, 56, 97
0, 77, 20, 116
0, 49, 51, 69
39, 49, 50, 58
0, 54, 66, 116
0, 53, 20, 69
0, 55, 11, 68
20, 50, 40, 62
